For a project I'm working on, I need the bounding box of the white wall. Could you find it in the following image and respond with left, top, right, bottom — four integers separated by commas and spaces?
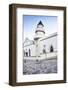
0, 0, 68, 90
40, 34, 57, 54
24, 44, 35, 56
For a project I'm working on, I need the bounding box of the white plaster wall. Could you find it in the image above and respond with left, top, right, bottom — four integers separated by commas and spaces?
24, 34, 57, 57
24, 44, 35, 56
36, 31, 45, 38
39, 34, 57, 54
24, 52, 57, 60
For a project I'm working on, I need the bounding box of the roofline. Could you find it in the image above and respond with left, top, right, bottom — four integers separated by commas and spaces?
24, 43, 34, 47
24, 32, 57, 47
40, 32, 57, 41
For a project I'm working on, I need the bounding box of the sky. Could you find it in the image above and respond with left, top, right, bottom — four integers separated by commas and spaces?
23, 15, 58, 40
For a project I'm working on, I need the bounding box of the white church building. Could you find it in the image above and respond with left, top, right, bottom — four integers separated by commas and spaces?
23, 21, 57, 60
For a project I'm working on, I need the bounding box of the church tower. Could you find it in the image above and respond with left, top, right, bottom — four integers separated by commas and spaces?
34, 21, 45, 40
34, 21, 45, 58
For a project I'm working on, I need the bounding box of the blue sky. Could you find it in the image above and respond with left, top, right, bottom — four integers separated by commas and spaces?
23, 15, 58, 40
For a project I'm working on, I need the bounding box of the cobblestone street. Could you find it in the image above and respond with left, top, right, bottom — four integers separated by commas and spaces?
23, 58, 57, 75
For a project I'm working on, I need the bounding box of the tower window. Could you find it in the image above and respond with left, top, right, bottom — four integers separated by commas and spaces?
50, 45, 54, 52
43, 49, 46, 54
43, 45, 46, 53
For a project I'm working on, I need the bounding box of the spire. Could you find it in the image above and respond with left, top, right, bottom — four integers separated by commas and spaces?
37, 21, 44, 26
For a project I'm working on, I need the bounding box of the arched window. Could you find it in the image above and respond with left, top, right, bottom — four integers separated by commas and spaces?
29, 49, 31, 56
25, 52, 28, 57
50, 45, 54, 52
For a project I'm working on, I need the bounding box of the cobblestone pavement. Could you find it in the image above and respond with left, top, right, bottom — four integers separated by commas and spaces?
23, 59, 57, 75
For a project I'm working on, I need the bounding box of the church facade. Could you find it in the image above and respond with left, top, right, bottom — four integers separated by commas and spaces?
23, 21, 57, 60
